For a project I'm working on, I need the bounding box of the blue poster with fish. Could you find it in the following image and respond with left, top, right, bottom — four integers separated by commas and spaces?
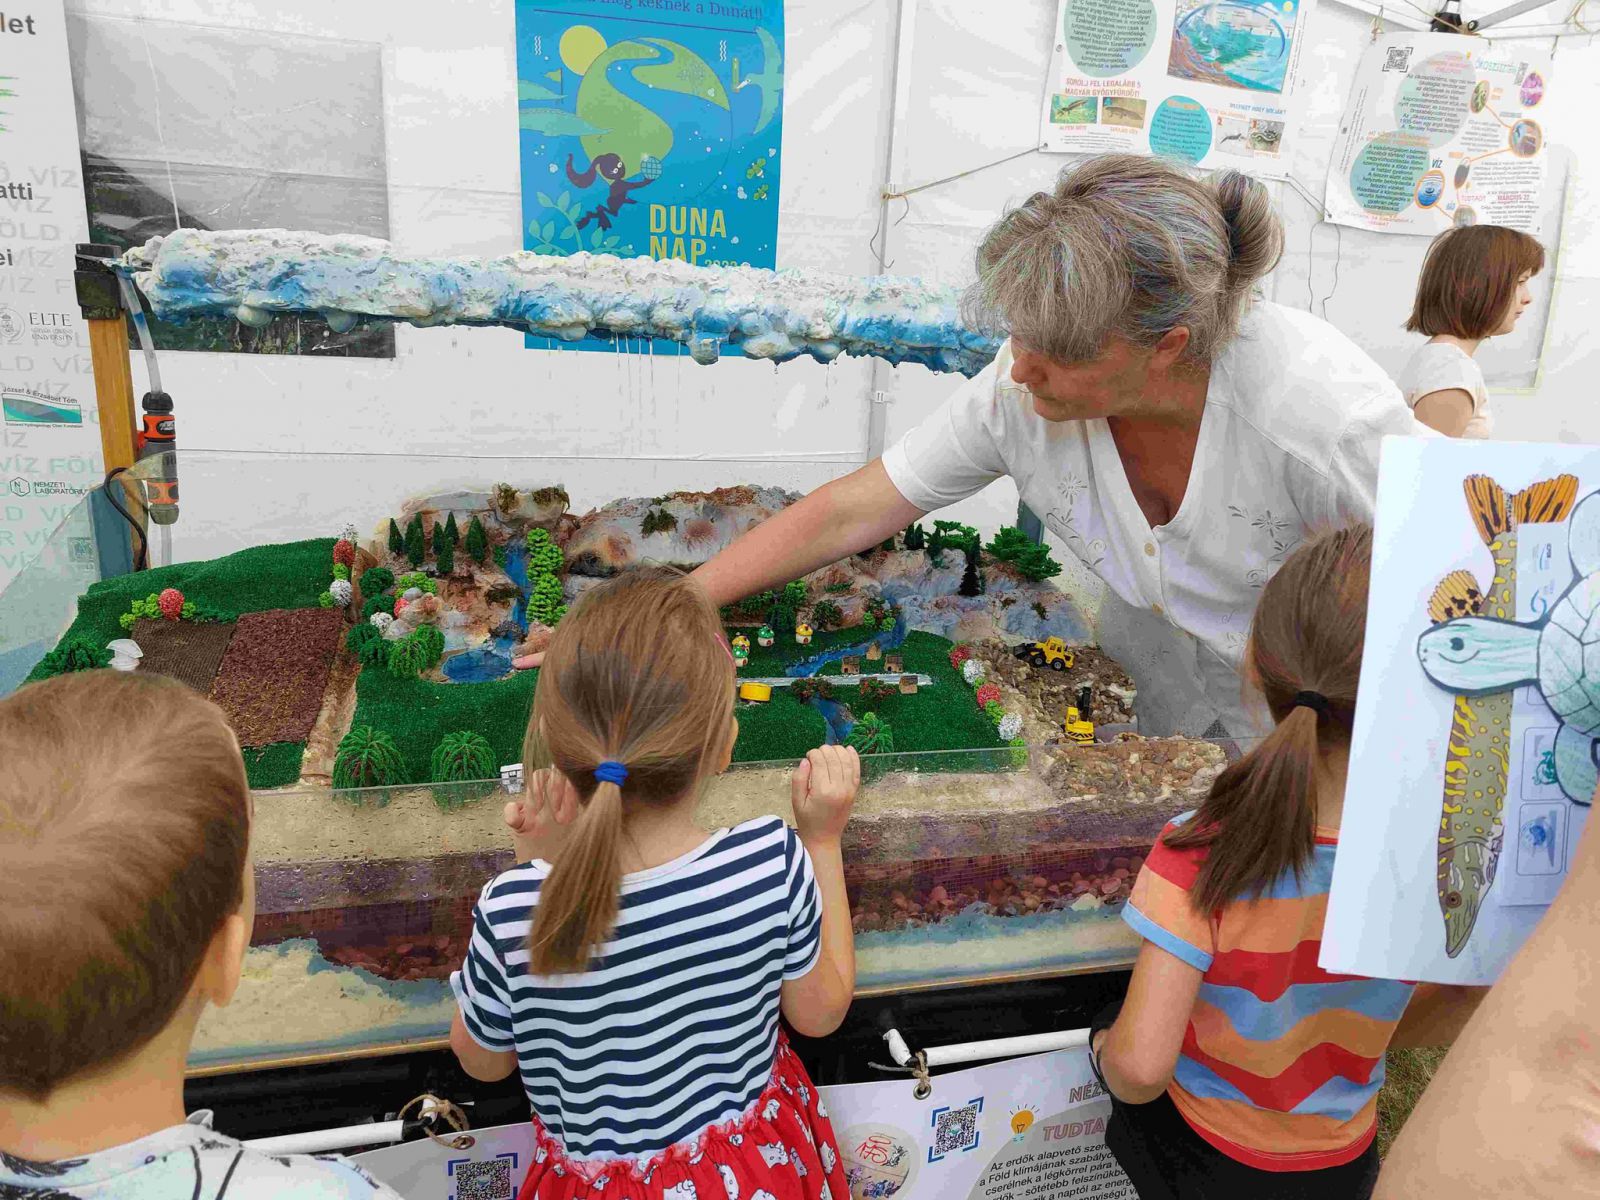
513, 0, 784, 353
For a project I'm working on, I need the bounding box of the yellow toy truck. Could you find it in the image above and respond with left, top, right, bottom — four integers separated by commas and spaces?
1014, 636, 1076, 672
1063, 685, 1096, 745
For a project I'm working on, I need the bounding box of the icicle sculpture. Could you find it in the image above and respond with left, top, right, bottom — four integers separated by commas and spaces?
120, 229, 1002, 376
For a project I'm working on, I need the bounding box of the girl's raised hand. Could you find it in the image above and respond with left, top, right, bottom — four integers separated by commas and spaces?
503, 768, 580, 862
790, 745, 860, 845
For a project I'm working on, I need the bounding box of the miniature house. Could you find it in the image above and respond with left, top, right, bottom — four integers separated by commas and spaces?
899, 674, 919, 694
884, 653, 903, 674
841, 656, 860, 676
795, 623, 814, 645
757, 625, 775, 647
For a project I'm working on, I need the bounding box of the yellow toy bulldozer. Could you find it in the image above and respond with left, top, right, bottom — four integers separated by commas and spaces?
1063, 684, 1096, 745
1014, 635, 1076, 671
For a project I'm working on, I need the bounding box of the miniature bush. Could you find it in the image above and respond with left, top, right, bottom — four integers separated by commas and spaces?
388, 519, 405, 556
983, 699, 1006, 723
360, 566, 394, 599
358, 632, 393, 668
962, 659, 986, 686
396, 572, 437, 595
524, 527, 563, 576
317, 590, 335, 608
442, 512, 460, 549
333, 726, 407, 790
528, 573, 567, 626
949, 644, 973, 669
158, 588, 185, 620
333, 539, 356, 569
387, 633, 432, 679
985, 526, 1062, 581
329, 579, 353, 608
1032, 600, 1049, 621
492, 482, 520, 516
857, 677, 893, 706
903, 522, 926, 551
975, 682, 1002, 708
363, 592, 396, 621
435, 536, 455, 577
404, 515, 427, 568
791, 677, 834, 703
810, 600, 843, 631
347, 624, 380, 655
119, 612, 137, 632
847, 712, 895, 755
985, 526, 1034, 563
431, 730, 497, 784
783, 581, 807, 607
332, 563, 351, 582
880, 534, 897, 552
466, 515, 489, 564
823, 580, 853, 594
35, 635, 111, 678
998, 712, 1024, 742
642, 507, 678, 536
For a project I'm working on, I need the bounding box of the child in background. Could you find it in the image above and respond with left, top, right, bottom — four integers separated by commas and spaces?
1399, 224, 1545, 438
449, 567, 855, 1200
0, 672, 405, 1199
1091, 527, 1482, 1199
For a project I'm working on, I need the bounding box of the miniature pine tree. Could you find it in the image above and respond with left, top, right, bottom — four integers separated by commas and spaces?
903, 522, 926, 551
958, 544, 985, 597
524, 527, 563, 576
443, 512, 460, 549
880, 534, 897, 552
528, 573, 567, 626
404, 515, 426, 568
436, 535, 455, 577
465, 515, 489, 564
388, 519, 404, 556
927, 529, 946, 567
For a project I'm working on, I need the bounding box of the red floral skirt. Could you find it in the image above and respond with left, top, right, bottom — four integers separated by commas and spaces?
516, 1036, 847, 1200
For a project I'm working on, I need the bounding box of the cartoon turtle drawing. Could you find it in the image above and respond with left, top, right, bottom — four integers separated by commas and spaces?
1418, 487, 1600, 807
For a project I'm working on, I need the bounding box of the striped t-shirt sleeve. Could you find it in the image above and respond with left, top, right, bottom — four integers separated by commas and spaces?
783, 826, 823, 980
450, 881, 517, 1051
1123, 816, 1216, 972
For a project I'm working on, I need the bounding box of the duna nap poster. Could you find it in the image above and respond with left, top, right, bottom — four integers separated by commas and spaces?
513, 0, 784, 354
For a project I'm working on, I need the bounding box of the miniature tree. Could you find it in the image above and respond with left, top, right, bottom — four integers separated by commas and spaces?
35, 635, 111, 679
412, 625, 446, 668
363, 592, 396, 621
387, 633, 432, 679
332, 726, 407, 790
958, 543, 985, 597
1014, 542, 1062, 582
528, 573, 567, 627
927, 528, 946, 567
358, 633, 393, 669
524, 527, 563, 576
984, 526, 1033, 563
347, 624, 380, 655
857, 677, 893, 707
903, 522, 926, 551
880, 533, 897, 552
642, 507, 678, 536
442, 512, 460, 549
360, 566, 394, 600
158, 588, 185, 620
435, 535, 455, 577
404, 514, 427, 568
431, 730, 497, 784
466, 515, 489, 565
388, 519, 405, 556
810, 600, 843, 631
847, 712, 895, 755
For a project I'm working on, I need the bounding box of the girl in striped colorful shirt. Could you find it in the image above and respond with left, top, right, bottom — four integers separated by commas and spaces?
1092, 525, 1484, 1198
449, 567, 856, 1200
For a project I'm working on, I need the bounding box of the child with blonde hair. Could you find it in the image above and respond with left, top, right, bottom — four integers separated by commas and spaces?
450, 566, 855, 1200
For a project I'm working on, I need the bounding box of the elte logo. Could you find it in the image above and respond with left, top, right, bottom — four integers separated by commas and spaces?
0, 306, 21, 343
8, 477, 30, 497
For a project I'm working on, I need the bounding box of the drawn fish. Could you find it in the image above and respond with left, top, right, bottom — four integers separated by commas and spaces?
1427, 474, 1576, 957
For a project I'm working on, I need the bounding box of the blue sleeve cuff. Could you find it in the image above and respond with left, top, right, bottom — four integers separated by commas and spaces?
1122, 901, 1213, 972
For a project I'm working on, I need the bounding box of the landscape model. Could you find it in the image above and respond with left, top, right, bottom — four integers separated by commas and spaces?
30, 482, 1229, 1070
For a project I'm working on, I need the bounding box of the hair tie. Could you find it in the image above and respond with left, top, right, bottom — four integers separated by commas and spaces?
1293, 691, 1331, 718
594, 760, 628, 786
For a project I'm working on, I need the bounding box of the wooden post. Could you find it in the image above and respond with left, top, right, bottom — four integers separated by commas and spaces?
75, 244, 144, 570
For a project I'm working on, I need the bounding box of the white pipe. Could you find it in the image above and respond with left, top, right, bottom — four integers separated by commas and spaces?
244, 1119, 406, 1156
882, 1026, 1090, 1069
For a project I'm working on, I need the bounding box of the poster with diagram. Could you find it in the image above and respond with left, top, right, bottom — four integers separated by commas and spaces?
1323, 438, 1595, 987
513, 0, 783, 355
1325, 33, 1550, 235
1038, 0, 1314, 177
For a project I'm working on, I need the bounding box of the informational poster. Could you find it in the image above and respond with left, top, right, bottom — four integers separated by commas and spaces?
513, 0, 784, 354
0, 0, 97, 595
1325, 33, 1551, 236
1324, 438, 1595, 987
1038, 0, 1314, 177
356, 1048, 1134, 1200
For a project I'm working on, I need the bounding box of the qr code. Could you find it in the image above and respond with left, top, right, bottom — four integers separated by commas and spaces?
928, 1097, 983, 1162
1383, 46, 1413, 72
451, 1156, 513, 1200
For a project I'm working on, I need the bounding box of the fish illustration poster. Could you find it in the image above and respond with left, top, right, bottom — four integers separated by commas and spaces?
1037, 0, 1314, 177
513, 0, 784, 353
1325, 33, 1551, 236
1323, 438, 1595, 986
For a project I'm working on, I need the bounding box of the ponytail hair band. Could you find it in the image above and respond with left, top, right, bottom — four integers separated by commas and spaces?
1293, 691, 1331, 718
594, 760, 629, 785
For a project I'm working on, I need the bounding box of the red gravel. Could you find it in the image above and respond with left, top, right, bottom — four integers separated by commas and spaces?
209, 608, 345, 747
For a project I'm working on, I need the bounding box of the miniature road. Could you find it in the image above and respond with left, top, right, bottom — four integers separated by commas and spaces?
741, 673, 935, 688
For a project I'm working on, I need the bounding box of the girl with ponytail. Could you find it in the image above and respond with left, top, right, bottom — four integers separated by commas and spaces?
448, 567, 857, 1200
1091, 526, 1483, 1198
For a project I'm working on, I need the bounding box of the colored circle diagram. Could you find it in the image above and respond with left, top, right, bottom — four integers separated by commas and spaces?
1349, 133, 1430, 215
1063, 0, 1157, 77
1149, 96, 1212, 165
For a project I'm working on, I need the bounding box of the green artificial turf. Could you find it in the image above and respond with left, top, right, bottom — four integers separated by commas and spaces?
30, 538, 338, 683
350, 666, 539, 784
242, 742, 308, 789
730, 690, 829, 763
733, 625, 869, 677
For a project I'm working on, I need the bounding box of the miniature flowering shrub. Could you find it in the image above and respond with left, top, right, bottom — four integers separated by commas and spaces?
329, 579, 353, 607
430, 730, 497, 784
857, 677, 893, 706
975, 682, 1001, 708
998, 712, 1024, 742
332, 725, 407, 790
158, 588, 185, 620
369, 611, 395, 632
962, 659, 986, 686
949, 644, 973, 668
333, 539, 356, 568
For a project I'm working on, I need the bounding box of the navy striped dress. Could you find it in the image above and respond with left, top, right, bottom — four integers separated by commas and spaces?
451, 816, 822, 1162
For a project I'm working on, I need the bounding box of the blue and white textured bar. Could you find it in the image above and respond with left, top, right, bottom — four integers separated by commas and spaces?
122, 229, 1002, 376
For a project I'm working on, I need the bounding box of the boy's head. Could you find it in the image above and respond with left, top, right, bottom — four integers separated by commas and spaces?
0, 671, 253, 1100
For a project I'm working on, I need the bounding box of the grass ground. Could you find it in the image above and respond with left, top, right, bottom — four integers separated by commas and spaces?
731, 689, 829, 762
830, 632, 1005, 755
1376, 1046, 1446, 1157
349, 667, 539, 785
735, 625, 866, 676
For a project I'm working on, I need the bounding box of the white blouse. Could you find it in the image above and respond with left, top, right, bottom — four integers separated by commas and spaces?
882, 302, 1434, 736
1397, 341, 1492, 439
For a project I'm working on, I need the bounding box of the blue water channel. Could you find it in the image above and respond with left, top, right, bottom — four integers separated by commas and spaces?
783, 608, 911, 745
441, 541, 530, 684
